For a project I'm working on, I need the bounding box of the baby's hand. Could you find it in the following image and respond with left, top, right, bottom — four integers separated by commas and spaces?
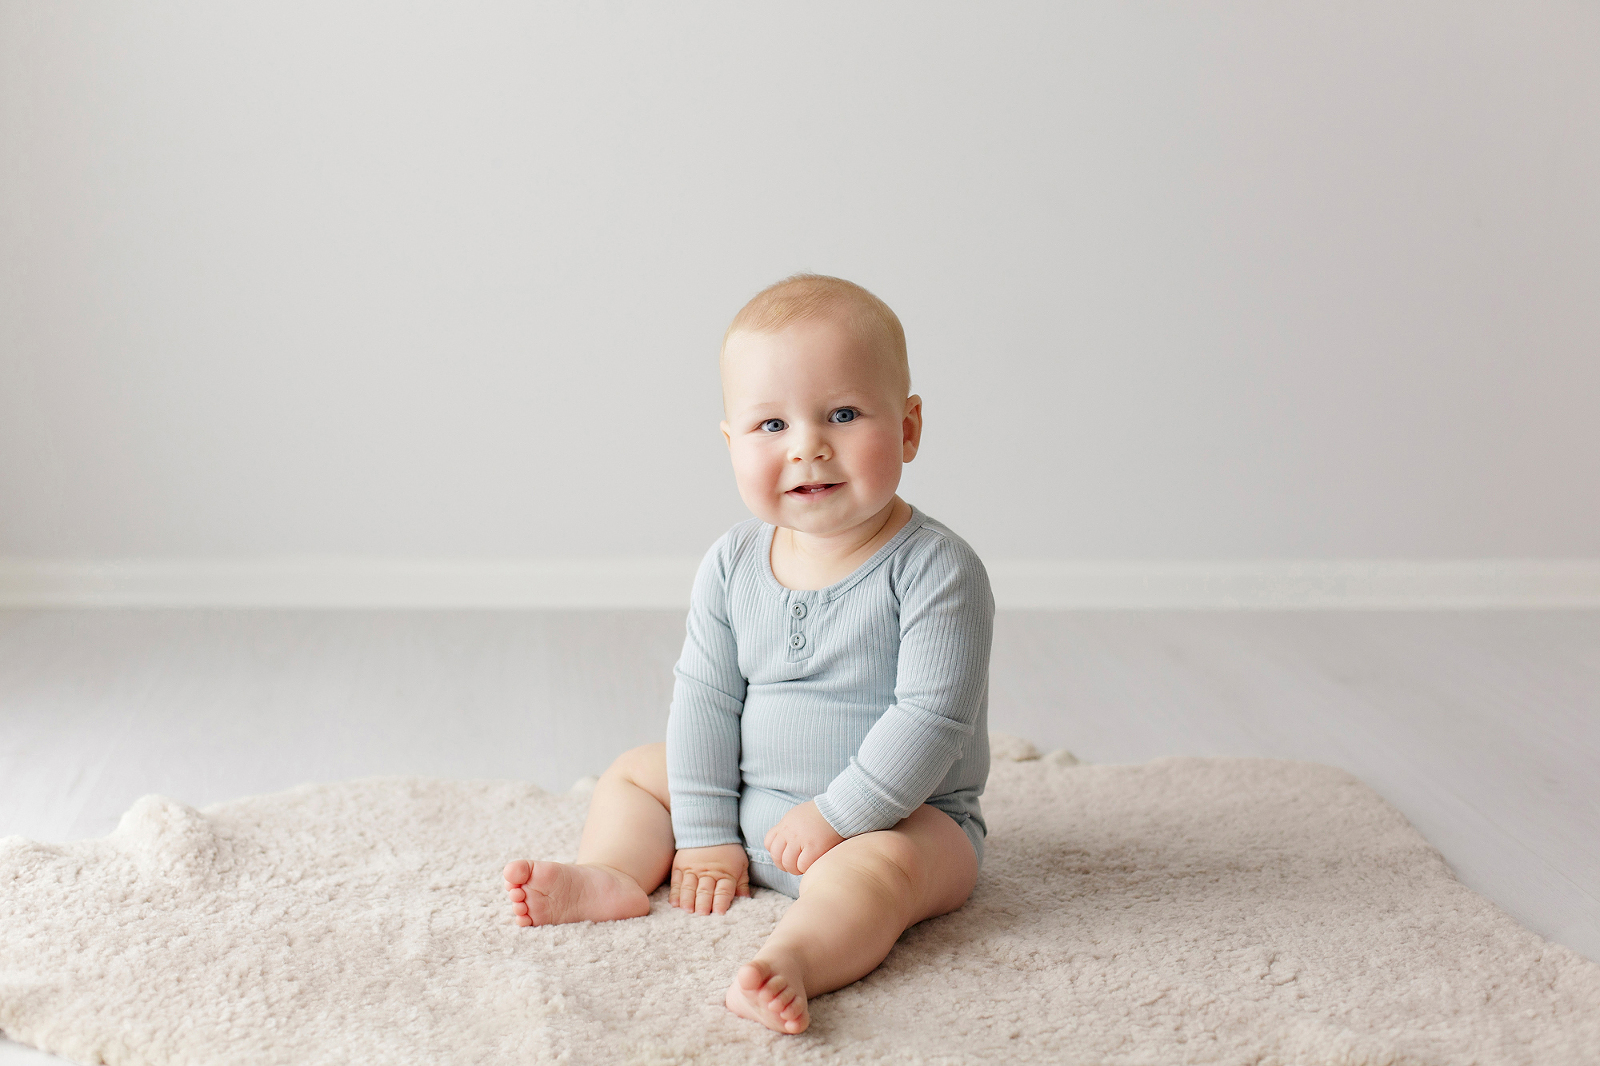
670, 843, 751, 915
763, 800, 846, 876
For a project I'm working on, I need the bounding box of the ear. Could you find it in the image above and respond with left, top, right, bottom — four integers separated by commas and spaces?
720, 420, 733, 450
901, 395, 923, 463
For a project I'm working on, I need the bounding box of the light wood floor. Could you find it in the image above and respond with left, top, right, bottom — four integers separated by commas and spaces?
1, 609, 1596, 1061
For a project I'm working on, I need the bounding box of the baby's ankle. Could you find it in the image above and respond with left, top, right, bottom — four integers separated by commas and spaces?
576, 861, 644, 893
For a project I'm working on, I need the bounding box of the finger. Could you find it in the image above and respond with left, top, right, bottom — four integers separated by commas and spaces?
737, 870, 751, 897
678, 871, 696, 910
795, 844, 812, 875
670, 866, 682, 905
763, 827, 777, 852
780, 841, 800, 875
694, 874, 716, 915
712, 876, 736, 914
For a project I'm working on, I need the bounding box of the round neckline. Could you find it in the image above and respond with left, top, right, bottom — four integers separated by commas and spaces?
760, 504, 926, 599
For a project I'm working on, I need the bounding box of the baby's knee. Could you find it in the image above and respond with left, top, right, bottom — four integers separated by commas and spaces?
863, 834, 924, 901
808, 832, 922, 905
605, 742, 668, 794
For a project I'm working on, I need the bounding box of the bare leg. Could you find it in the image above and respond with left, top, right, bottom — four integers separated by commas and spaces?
504, 742, 674, 926
724, 804, 978, 1034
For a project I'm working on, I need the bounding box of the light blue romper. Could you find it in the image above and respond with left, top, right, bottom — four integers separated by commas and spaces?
665, 505, 994, 898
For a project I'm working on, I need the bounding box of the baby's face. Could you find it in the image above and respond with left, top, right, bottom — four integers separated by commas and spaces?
720, 315, 920, 539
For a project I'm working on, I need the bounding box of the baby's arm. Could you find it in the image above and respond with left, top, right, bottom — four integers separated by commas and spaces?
664, 538, 751, 911
769, 536, 993, 874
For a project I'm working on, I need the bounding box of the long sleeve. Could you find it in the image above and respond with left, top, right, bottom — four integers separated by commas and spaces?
812, 534, 994, 837
665, 537, 747, 849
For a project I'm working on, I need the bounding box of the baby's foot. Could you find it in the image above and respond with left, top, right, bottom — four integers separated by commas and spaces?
724, 955, 810, 1034
502, 859, 651, 926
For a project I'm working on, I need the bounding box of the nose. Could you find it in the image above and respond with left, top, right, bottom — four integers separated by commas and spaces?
788, 424, 832, 464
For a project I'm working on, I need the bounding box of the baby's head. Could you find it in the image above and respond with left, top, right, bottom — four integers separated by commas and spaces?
719, 274, 923, 538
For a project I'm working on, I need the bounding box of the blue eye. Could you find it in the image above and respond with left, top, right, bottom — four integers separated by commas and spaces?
760, 418, 786, 432
830, 408, 858, 424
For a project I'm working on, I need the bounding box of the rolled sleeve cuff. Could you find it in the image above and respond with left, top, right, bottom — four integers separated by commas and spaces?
814, 760, 909, 838
669, 798, 743, 850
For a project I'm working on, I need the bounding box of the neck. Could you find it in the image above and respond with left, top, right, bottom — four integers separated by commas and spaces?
784, 497, 908, 564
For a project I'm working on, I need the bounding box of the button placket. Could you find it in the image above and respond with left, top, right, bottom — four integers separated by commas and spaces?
786, 594, 812, 660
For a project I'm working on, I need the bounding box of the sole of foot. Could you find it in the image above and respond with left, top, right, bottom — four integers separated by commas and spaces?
503, 859, 650, 926
724, 958, 809, 1034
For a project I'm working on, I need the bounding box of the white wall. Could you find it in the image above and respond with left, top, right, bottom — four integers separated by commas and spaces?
3, 3, 1597, 585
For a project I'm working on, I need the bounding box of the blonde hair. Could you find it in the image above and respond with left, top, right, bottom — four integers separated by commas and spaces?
721, 274, 911, 396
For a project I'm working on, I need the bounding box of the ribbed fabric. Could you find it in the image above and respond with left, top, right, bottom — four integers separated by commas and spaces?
665, 505, 994, 896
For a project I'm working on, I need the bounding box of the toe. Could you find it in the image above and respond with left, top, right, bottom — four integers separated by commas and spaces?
504, 860, 532, 886
507, 887, 526, 902
736, 961, 771, 993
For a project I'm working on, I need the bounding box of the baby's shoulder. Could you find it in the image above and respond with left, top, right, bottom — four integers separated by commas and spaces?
893, 514, 988, 575
706, 516, 767, 569
886, 514, 992, 604
690, 517, 768, 591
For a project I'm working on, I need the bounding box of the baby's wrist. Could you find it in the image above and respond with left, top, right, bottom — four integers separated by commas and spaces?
676, 841, 746, 858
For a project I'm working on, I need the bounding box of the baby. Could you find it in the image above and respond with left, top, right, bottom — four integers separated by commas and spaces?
503, 274, 993, 1035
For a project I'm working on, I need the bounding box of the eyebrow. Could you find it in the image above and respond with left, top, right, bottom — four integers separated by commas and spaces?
736, 393, 875, 414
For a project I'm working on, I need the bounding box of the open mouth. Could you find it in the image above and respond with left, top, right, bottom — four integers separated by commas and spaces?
787, 482, 842, 498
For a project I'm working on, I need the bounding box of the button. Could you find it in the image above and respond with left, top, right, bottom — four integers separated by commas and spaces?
790, 602, 807, 619
790, 632, 806, 649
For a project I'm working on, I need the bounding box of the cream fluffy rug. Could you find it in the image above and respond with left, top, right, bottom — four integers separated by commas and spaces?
3, 736, 1598, 1065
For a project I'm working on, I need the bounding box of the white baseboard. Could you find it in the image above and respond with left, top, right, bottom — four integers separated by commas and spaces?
984, 559, 1600, 609
0, 558, 702, 609
2, 557, 1599, 609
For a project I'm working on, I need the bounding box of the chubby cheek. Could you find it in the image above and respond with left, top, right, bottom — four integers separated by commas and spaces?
728, 443, 787, 518
840, 429, 905, 493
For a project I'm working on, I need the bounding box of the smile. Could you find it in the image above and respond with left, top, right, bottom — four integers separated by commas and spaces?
786, 483, 843, 499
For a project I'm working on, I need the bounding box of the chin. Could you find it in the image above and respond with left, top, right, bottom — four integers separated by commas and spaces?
784, 508, 874, 536
775, 507, 837, 531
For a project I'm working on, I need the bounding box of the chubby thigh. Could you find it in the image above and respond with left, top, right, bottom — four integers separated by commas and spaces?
793, 804, 979, 927
744, 791, 982, 900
